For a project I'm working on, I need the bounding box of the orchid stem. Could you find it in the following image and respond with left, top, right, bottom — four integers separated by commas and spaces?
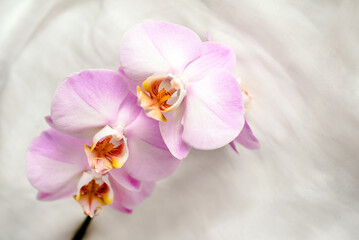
72, 216, 93, 240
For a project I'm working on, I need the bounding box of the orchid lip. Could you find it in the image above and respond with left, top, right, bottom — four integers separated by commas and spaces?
85, 125, 129, 174
137, 73, 187, 122
74, 171, 113, 218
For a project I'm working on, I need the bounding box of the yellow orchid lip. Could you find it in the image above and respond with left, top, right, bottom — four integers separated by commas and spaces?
137, 73, 186, 122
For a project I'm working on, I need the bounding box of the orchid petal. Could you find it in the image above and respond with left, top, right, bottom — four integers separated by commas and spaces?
234, 120, 260, 149
184, 41, 236, 82
120, 20, 202, 87
45, 116, 55, 128
115, 92, 142, 128
118, 67, 137, 95
51, 69, 129, 139
108, 168, 142, 192
109, 176, 155, 212
125, 136, 181, 181
182, 70, 245, 149
125, 111, 166, 150
125, 111, 182, 180
37, 177, 79, 201
27, 129, 88, 193
159, 105, 191, 159
229, 141, 239, 153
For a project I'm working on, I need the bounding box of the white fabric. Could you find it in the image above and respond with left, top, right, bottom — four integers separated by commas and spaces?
1, 0, 359, 239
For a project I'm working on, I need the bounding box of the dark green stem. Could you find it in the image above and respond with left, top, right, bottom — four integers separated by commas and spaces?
72, 216, 93, 240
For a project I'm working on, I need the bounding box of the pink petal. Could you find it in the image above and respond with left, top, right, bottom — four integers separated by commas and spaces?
182, 70, 245, 149
124, 111, 182, 180
229, 141, 239, 153
124, 135, 181, 181
116, 92, 141, 128
109, 176, 155, 213
234, 120, 260, 150
120, 20, 202, 88
118, 67, 137, 95
27, 129, 88, 193
159, 106, 191, 159
37, 178, 79, 201
45, 116, 55, 128
51, 69, 129, 139
183, 41, 236, 82
108, 168, 142, 192
125, 111, 166, 150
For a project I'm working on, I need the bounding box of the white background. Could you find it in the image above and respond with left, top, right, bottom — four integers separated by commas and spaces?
1, 0, 359, 239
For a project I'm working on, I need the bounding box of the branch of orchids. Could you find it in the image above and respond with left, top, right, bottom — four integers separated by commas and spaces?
26, 20, 260, 240
72, 216, 93, 240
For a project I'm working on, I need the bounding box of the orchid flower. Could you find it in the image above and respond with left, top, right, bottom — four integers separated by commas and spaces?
119, 20, 245, 159
48, 69, 180, 181
27, 129, 155, 217
230, 90, 260, 152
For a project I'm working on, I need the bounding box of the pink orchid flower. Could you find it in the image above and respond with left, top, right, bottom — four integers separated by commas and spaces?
48, 69, 180, 181
119, 20, 245, 159
27, 129, 155, 217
